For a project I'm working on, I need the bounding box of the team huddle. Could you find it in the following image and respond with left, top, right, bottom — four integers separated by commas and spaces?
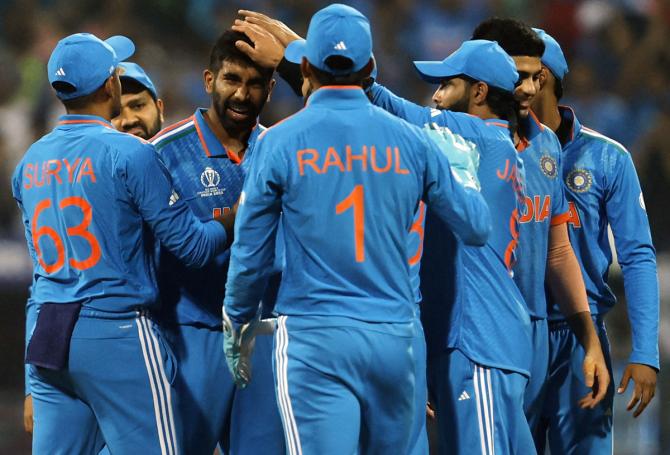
13, 3, 659, 455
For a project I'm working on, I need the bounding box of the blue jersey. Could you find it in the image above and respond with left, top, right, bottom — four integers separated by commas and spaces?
11, 115, 228, 313
513, 112, 570, 319
548, 106, 659, 368
224, 86, 491, 328
370, 83, 532, 375
151, 109, 269, 328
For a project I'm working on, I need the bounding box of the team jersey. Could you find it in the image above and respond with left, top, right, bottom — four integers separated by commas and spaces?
408, 202, 426, 304
370, 83, 532, 375
513, 112, 570, 319
11, 115, 228, 313
151, 108, 270, 328
548, 106, 659, 369
224, 86, 491, 328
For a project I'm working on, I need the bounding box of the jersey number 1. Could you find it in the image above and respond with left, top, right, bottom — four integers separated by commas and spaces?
336, 185, 365, 262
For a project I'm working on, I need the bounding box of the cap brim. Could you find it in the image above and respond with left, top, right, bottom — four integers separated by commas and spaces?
285, 40, 307, 65
106, 35, 135, 62
413, 61, 461, 84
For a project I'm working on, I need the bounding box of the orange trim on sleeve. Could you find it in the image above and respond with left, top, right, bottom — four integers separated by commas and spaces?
550, 211, 571, 226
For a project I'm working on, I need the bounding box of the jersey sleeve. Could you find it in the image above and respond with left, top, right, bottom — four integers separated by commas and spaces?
122, 143, 228, 268
550, 149, 570, 225
605, 148, 659, 369
224, 135, 285, 328
421, 130, 491, 246
370, 83, 460, 130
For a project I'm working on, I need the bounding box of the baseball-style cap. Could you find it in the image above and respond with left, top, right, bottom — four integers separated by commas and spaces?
532, 28, 568, 80
119, 62, 158, 99
284, 3, 372, 75
413, 39, 519, 93
48, 33, 135, 100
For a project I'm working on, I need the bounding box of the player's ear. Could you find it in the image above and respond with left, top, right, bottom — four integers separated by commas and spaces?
472, 81, 488, 104
266, 78, 276, 102
156, 98, 165, 124
204, 68, 215, 94
102, 74, 117, 101
300, 57, 311, 80
538, 67, 549, 90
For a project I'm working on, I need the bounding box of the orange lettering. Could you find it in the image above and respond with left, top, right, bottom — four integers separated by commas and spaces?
519, 196, 533, 223
346, 145, 367, 172
566, 202, 581, 228
497, 159, 510, 180
536, 196, 550, 222
64, 158, 81, 183
322, 147, 345, 173
394, 147, 409, 175
370, 146, 392, 173
77, 158, 96, 183
45, 160, 63, 185
23, 163, 34, 190
297, 149, 321, 176
33, 162, 45, 188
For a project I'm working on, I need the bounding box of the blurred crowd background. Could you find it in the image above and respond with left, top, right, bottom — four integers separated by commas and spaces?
0, 0, 668, 453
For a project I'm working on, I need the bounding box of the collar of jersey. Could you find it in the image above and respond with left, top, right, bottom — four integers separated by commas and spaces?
193, 108, 260, 163
57, 114, 114, 129
306, 86, 368, 108
558, 105, 582, 145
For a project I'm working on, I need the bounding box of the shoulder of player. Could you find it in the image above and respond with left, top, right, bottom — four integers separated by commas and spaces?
150, 116, 197, 151
256, 107, 310, 143
579, 126, 629, 157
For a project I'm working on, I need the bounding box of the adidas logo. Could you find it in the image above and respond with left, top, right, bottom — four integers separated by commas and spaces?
458, 390, 471, 401
55, 67, 66, 77
334, 41, 347, 50
168, 190, 180, 206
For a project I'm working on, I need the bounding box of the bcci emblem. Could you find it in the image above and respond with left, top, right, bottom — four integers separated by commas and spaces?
201, 167, 221, 188
567, 169, 592, 193
539, 155, 557, 179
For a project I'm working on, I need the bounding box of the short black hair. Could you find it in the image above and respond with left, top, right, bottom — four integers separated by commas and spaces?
120, 77, 155, 100
57, 82, 105, 110
472, 18, 545, 58
459, 75, 518, 141
554, 77, 564, 101
209, 30, 273, 82
309, 56, 371, 86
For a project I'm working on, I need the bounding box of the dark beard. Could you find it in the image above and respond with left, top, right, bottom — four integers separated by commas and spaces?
213, 91, 265, 134
443, 92, 470, 114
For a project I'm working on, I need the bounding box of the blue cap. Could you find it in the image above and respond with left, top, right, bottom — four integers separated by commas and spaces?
413, 40, 519, 93
533, 28, 568, 80
285, 3, 372, 75
48, 33, 135, 100
119, 62, 158, 99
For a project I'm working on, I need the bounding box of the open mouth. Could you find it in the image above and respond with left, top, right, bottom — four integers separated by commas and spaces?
226, 105, 252, 121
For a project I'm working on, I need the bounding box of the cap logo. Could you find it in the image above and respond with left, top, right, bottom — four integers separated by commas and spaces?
334, 41, 347, 50
55, 68, 66, 77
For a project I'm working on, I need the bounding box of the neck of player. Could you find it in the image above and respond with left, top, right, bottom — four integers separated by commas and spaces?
204, 107, 252, 160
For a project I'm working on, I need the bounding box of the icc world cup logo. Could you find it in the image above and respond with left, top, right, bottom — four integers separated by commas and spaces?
201, 167, 221, 188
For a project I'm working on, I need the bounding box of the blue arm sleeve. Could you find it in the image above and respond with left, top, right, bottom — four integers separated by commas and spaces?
224, 137, 284, 328
370, 83, 459, 130
606, 149, 659, 369
25, 295, 37, 396
421, 131, 491, 246
124, 144, 228, 268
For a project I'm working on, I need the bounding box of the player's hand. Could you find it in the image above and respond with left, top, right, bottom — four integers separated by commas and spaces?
24, 394, 33, 434
232, 20, 284, 69
424, 122, 481, 191
238, 10, 303, 47
426, 401, 436, 421
577, 346, 610, 409
222, 307, 276, 388
617, 363, 657, 418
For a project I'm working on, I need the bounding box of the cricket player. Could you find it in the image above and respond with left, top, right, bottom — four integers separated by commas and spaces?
150, 30, 285, 454
359, 40, 537, 453
530, 28, 659, 454
13, 32, 231, 454
222, 4, 492, 454
112, 61, 164, 139
471, 18, 611, 446
231, 15, 444, 453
